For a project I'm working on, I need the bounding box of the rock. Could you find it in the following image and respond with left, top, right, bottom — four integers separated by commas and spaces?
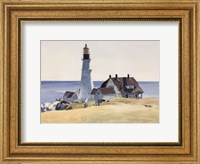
56, 98, 63, 101
84, 103, 88, 108
41, 100, 72, 112
56, 101, 70, 110
144, 104, 152, 108
41, 102, 51, 112
48, 101, 60, 111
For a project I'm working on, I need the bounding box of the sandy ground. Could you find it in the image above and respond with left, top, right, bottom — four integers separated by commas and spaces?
41, 98, 159, 123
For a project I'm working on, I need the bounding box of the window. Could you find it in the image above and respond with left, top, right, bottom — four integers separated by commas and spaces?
125, 85, 134, 89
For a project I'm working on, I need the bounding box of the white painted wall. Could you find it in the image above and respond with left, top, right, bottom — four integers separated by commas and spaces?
78, 59, 94, 100
102, 94, 116, 100
105, 79, 121, 97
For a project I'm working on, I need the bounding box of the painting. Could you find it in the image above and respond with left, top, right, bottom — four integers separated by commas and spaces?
41, 41, 159, 123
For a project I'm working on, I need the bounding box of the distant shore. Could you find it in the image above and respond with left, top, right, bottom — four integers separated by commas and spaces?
41, 97, 159, 123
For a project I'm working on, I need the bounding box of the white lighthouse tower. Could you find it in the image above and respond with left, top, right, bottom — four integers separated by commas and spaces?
78, 44, 94, 100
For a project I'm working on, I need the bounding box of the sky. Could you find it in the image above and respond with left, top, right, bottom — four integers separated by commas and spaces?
41, 41, 159, 81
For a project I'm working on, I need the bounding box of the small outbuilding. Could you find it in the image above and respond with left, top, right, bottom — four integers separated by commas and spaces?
91, 87, 116, 105
63, 91, 78, 102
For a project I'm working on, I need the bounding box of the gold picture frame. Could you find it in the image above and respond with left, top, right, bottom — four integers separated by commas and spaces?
0, 0, 199, 163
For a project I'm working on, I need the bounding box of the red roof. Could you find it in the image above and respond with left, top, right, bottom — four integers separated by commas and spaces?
101, 76, 143, 93
91, 87, 115, 95
99, 87, 115, 94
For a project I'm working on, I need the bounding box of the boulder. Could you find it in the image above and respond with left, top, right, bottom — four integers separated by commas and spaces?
48, 101, 60, 111
41, 102, 51, 112
56, 101, 70, 110
144, 104, 152, 108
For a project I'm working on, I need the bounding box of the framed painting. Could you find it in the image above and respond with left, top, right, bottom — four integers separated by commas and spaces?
0, 0, 199, 163
40, 40, 159, 123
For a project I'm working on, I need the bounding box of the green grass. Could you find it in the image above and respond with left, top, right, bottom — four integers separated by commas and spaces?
70, 98, 135, 109
70, 97, 145, 110
111, 97, 137, 103
71, 100, 95, 109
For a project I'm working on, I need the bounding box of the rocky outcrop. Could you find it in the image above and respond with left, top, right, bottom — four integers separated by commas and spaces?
41, 99, 71, 112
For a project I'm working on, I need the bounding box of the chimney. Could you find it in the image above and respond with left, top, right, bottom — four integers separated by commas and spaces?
115, 74, 118, 79
127, 74, 130, 79
109, 75, 111, 78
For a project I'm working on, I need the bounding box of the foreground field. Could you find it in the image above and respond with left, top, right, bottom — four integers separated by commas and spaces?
41, 98, 159, 123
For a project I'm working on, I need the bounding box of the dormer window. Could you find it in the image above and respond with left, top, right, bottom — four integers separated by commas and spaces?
125, 85, 134, 89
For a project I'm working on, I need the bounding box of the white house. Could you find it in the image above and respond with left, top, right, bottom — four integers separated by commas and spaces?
101, 74, 143, 98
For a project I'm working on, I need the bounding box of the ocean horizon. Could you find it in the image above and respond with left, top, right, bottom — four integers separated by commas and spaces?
41, 81, 159, 104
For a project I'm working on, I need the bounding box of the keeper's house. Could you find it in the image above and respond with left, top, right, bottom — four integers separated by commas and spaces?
100, 74, 143, 99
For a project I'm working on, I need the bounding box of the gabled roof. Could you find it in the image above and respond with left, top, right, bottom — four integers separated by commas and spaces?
63, 91, 77, 98
133, 85, 144, 93
91, 88, 98, 94
99, 87, 115, 94
101, 79, 109, 88
91, 87, 115, 95
101, 76, 143, 94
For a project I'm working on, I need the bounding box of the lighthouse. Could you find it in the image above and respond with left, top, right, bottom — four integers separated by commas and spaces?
78, 44, 94, 100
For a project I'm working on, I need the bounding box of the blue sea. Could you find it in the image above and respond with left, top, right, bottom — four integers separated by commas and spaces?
41, 81, 159, 104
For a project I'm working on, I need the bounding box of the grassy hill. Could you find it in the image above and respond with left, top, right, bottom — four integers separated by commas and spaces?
41, 98, 159, 123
